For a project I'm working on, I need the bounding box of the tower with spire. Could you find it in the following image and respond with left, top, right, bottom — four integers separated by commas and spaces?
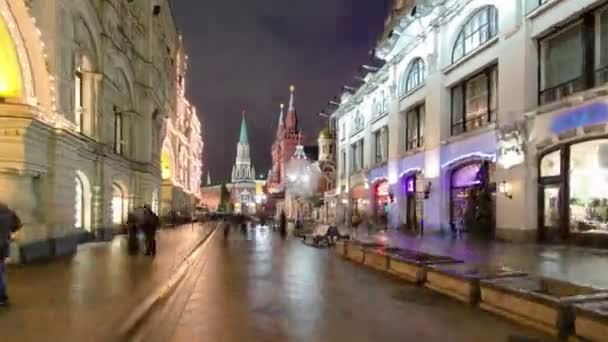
231, 111, 256, 182
268, 85, 305, 194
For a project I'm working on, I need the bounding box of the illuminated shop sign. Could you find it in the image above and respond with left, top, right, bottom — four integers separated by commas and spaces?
406, 178, 415, 194
551, 102, 608, 134
497, 131, 524, 169
376, 181, 390, 197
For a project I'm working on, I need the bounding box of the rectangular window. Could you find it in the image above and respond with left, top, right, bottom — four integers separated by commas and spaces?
114, 111, 123, 155
75, 70, 83, 132
539, 23, 584, 104
451, 65, 497, 135
405, 105, 425, 150
374, 127, 388, 164
340, 150, 346, 177
358, 139, 365, 170
350, 143, 358, 172
597, 8, 608, 84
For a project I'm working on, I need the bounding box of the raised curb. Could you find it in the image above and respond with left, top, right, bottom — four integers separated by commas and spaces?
117, 223, 218, 339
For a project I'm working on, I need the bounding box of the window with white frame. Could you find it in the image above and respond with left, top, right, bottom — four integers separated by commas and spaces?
452, 5, 498, 63
350, 139, 364, 173
405, 104, 425, 150
374, 127, 388, 164
538, 7, 608, 105
74, 67, 83, 132
451, 65, 497, 135
75, 177, 84, 229
352, 111, 365, 135
114, 108, 124, 155
402, 58, 426, 95
340, 150, 346, 177
380, 91, 389, 114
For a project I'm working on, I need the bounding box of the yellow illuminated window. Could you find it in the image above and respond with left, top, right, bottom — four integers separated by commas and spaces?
0, 16, 22, 98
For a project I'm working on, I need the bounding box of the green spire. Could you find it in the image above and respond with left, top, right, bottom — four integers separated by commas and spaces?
239, 110, 248, 144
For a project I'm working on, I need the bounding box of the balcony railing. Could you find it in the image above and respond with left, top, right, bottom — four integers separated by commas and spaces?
539, 76, 585, 105
451, 111, 493, 136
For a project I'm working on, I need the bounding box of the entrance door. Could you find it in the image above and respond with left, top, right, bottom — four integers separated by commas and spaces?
406, 194, 417, 231
540, 184, 561, 242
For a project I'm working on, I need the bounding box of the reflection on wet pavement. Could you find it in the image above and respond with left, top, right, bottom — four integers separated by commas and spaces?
0, 223, 213, 341
147, 225, 553, 342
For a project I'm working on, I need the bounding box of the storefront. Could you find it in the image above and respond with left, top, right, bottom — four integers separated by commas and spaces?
539, 138, 608, 244
373, 179, 391, 226
400, 173, 424, 231
449, 161, 495, 231
350, 185, 369, 225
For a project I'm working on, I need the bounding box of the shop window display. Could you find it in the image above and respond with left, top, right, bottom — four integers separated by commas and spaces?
569, 139, 608, 234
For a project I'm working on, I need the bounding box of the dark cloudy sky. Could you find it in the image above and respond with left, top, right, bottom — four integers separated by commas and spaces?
172, 0, 388, 183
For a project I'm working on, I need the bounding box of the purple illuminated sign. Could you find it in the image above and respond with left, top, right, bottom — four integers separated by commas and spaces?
550, 102, 608, 134
406, 178, 415, 194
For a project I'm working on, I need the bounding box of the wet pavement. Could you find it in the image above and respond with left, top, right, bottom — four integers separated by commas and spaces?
0, 222, 214, 341
354, 229, 608, 289
139, 225, 553, 342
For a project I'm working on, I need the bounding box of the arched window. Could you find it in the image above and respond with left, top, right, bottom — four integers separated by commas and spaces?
452, 6, 498, 63
75, 177, 84, 229
0, 15, 23, 99
402, 58, 426, 95
112, 184, 125, 225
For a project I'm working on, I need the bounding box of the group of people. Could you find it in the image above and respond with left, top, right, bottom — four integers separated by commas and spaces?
126, 204, 160, 256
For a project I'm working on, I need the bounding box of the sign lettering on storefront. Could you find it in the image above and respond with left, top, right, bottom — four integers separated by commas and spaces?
376, 181, 390, 197
551, 102, 608, 134
497, 131, 524, 169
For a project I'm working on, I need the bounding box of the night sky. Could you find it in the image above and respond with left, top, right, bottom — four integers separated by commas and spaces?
172, 1, 388, 183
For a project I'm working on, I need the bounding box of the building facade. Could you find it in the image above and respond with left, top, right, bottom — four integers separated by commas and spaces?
160, 40, 203, 220
0, 0, 201, 262
333, 0, 608, 245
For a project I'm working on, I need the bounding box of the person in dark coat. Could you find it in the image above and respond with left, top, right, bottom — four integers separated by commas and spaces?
279, 211, 287, 238
142, 205, 160, 256
0, 203, 22, 306
126, 211, 139, 255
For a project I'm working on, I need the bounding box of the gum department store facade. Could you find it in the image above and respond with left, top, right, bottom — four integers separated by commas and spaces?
0, 0, 202, 262
333, 0, 608, 246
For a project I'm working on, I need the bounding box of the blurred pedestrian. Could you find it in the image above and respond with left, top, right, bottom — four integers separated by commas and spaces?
142, 205, 160, 256
0, 203, 22, 306
279, 211, 287, 238
126, 210, 139, 255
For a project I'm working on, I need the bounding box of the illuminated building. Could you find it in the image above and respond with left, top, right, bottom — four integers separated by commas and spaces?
0, 0, 201, 262
332, 0, 608, 246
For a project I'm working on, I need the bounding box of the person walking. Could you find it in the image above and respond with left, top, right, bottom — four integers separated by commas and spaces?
126, 210, 139, 255
142, 205, 160, 256
0, 203, 22, 306
279, 211, 287, 239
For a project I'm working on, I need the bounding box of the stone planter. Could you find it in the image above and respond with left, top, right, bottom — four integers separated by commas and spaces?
572, 296, 608, 341
425, 264, 527, 305
480, 276, 608, 338
346, 242, 384, 264
387, 250, 461, 284
334, 240, 347, 256
362, 247, 391, 271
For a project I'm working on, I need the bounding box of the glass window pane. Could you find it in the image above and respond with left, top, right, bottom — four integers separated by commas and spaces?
451, 85, 464, 133
600, 9, 608, 68
544, 24, 583, 89
543, 186, 561, 228
465, 72, 489, 123
540, 150, 561, 177
569, 139, 608, 234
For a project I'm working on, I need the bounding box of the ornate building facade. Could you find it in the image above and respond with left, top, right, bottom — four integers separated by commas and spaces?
267, 86, 304, 195
0, 0, 202, 262
333, 0, 608, 246
160, 39, 203, 219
